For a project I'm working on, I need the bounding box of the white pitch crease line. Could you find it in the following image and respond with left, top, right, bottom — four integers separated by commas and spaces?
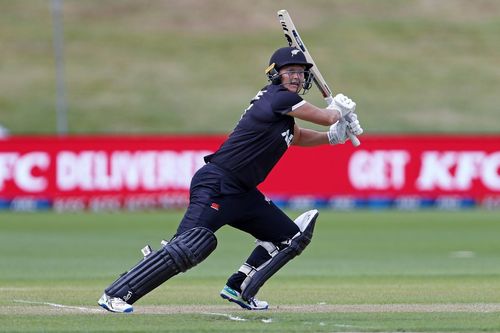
203, 312, 247, 321
203, 312, 273, 323
13, 299, 102, 313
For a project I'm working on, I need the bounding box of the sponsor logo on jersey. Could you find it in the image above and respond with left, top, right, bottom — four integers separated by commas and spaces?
281, 129, 293, 147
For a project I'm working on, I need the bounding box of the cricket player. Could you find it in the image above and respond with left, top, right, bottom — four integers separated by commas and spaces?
98, 46, 363, 312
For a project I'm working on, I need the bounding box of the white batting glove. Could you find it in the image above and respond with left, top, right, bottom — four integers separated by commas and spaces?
346, 112, 363, 136
327, 113, 363, 145
327, 93, 356, 118
327, 118, 349, 145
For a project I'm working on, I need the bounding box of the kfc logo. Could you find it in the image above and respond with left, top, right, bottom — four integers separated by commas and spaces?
0, 152, 50, 192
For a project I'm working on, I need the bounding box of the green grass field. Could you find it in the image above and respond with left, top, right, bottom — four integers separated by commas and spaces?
1, 210, 499, 332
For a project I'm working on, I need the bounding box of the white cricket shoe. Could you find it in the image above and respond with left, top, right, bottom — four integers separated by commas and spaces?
98, 293, 133, 313
220, 285, 269, 310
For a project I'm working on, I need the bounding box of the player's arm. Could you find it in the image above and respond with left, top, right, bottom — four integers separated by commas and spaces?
291, 124, 328, 147
288, 94, 356, 126
292, 113, 364, 147
288, 102, 339, 126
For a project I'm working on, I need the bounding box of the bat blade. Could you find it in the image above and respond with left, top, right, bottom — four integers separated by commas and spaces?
277, 9, 360, 147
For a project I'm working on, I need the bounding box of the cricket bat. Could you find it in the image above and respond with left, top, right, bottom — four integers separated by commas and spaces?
277, 9, 361, 147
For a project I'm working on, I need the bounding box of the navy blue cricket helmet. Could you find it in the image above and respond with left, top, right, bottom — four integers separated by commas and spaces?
265, 47, 314, 91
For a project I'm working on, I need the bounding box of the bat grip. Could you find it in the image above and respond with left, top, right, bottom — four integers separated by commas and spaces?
345, 114, 361, 147
325, 96, 360, 147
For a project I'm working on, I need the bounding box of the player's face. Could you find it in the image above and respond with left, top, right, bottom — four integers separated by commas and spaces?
279, 65, 307, 93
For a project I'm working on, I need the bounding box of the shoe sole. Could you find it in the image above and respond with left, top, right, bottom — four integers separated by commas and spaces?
220, 292, 268, 311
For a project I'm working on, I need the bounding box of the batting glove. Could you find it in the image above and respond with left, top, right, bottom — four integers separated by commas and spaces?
327, 118, 349, 145
347, 112, 363, 136
327, 93, 356, 118
327, 113, 363, 145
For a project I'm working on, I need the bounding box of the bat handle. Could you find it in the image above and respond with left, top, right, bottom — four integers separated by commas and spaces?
345, 120, 361, 147
325, 97, 361, 147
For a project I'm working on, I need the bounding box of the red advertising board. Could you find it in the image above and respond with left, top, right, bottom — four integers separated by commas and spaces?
1, 134, 499, 210
263, 134, 500, 197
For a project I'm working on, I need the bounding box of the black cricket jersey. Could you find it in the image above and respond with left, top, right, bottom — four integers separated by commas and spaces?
204, 84, 305, 190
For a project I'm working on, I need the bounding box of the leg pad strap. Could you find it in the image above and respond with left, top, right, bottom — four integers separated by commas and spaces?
240, 210, 318, 301
105, 227, 217, 304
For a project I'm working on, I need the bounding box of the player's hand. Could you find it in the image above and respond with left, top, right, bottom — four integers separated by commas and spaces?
327, 112, 363, 145
327, 118, 349, 145
346, 112, 363, 136
327, 93, 356, 118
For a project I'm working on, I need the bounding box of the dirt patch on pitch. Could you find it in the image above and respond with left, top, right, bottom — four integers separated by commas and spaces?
4, 302, 500, 316
141, 303, 500, 314
273, 303, 500, 313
